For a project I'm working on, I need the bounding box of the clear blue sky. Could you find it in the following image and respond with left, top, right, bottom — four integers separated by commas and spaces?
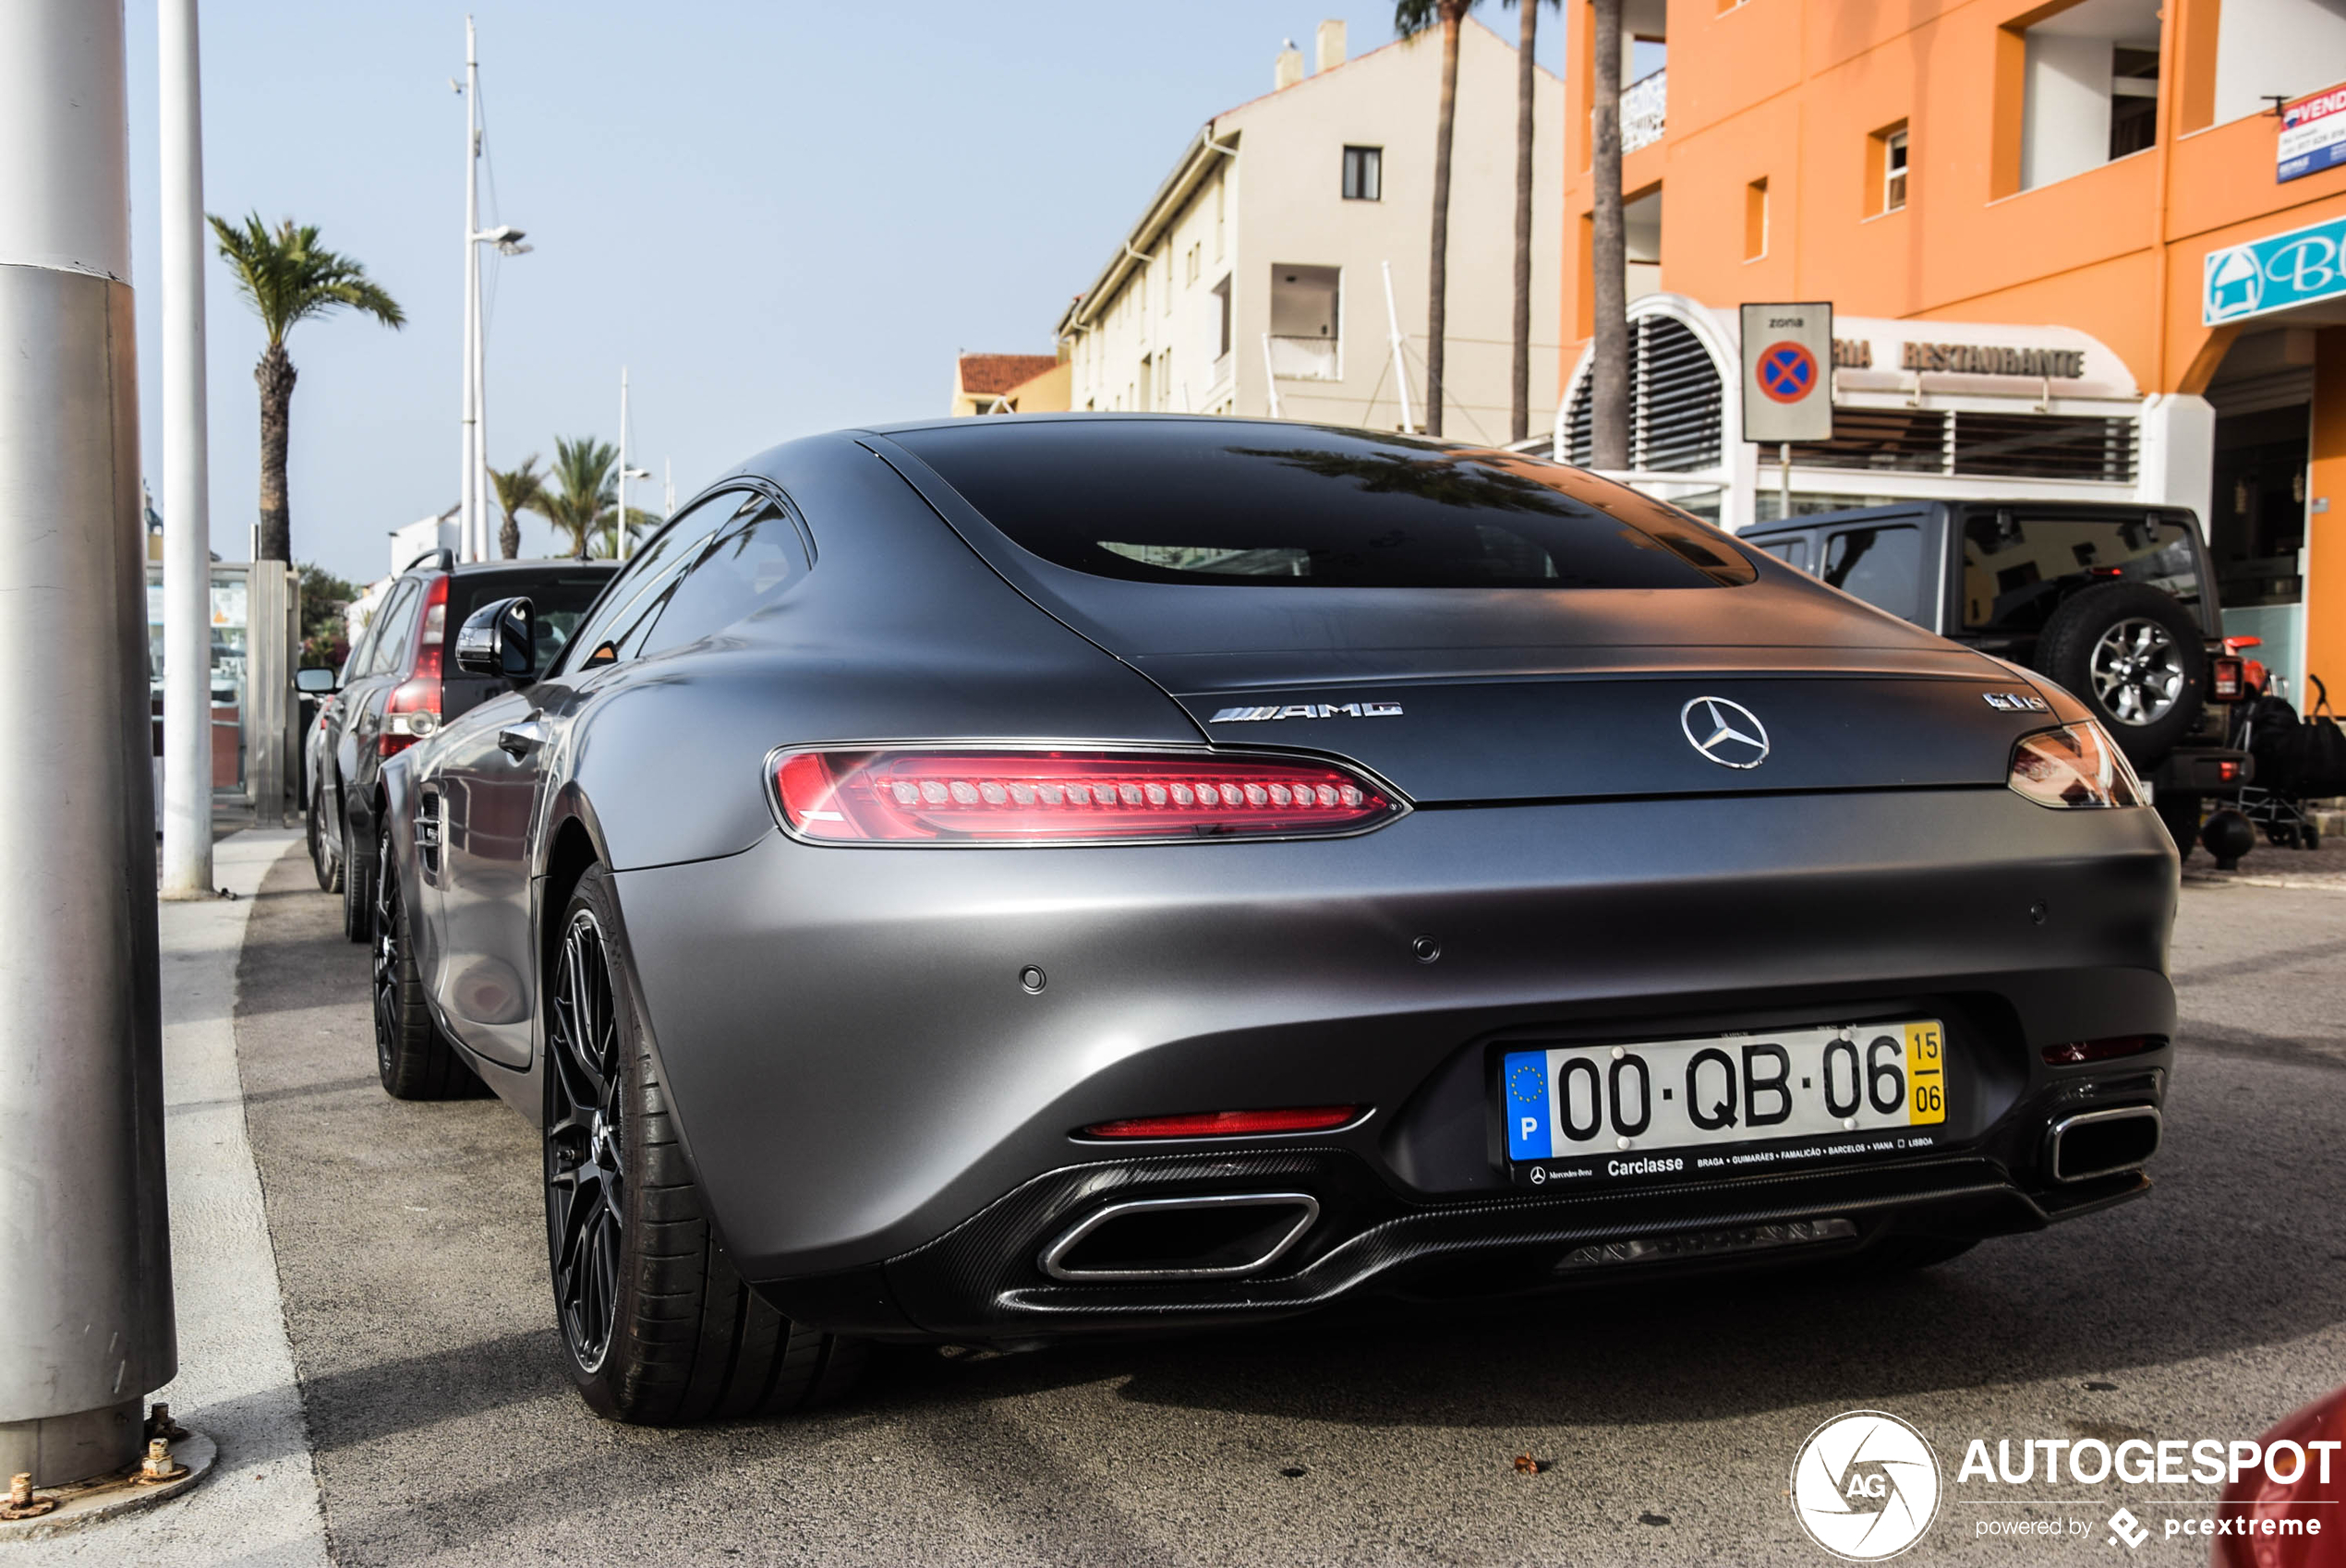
123, 3, 1568, 586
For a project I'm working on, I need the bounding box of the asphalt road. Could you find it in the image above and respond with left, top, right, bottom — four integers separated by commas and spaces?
224, 838, 2346, 1567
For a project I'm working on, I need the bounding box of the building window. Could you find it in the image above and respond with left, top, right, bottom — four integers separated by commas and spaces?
1342, 145, 1382, 201
1881, 126, 1908, 211
1215, 176, 1226, 258
2110, 47, 2159, 159
1187, 242, 1201, 284
1743, 178, 1768, 260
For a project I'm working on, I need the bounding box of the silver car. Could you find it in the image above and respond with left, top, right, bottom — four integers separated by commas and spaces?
373, 416, 2178, 1425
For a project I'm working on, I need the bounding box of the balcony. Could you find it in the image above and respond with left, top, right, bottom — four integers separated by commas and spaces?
1621, 67, 1666, 155
1266, 335, 1340, 380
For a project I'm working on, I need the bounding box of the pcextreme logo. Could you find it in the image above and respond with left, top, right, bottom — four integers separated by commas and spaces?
1791, 1410, 1943, 1561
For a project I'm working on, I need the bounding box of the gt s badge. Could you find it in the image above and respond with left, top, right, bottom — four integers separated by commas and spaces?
1980, 692, 2051, 712
1210, 702, 1404, 723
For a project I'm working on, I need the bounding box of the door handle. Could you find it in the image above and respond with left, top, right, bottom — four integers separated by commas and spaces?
496, 718, 548, 760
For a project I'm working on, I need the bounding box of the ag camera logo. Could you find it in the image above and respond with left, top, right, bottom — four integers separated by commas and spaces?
1791, 1410, 1942, 1561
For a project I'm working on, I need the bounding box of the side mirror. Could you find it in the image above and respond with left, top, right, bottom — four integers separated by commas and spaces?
293, 667, 338, 694
454, 596, 537, 682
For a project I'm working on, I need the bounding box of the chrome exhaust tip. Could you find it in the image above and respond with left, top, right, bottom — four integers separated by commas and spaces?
2048, 1104, 2161, 1183
1040, 1192, 1320, 1282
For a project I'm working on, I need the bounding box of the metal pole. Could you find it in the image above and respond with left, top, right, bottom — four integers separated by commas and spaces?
0, 0, 175, 1485
1381, 259, 1416, 435
1259, 335, 1282, 419
160, 0, 213, 897
1778, 441, 1792, 522
616, 367, 629, 560
458, 16, 478, 561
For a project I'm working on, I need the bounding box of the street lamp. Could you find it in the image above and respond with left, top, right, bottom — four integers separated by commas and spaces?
457, 20, 531, 561
469, 220, 528, 557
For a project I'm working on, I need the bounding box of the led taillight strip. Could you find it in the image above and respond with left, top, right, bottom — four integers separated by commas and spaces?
771, 748, 1406, 845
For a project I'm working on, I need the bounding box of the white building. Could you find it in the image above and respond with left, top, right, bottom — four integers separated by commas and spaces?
1555, 295, 2211, 541
1055, 18, 1564, 441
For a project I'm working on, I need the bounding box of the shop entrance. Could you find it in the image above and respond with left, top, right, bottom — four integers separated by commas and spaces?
2208, 404, 2308, 694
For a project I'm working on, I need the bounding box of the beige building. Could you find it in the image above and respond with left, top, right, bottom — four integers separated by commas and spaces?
1054, 18, 1564, 440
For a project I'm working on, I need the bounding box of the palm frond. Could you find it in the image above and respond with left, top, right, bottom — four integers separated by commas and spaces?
208, 211, 405, 346
1396, 0, 1480, 37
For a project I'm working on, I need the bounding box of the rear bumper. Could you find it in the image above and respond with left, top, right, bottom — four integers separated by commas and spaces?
611, 787, 2178, 1333
2147, 745, 2252, 796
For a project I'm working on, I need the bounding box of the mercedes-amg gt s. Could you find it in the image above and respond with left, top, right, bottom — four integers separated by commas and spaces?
370, 416, 2178, 1424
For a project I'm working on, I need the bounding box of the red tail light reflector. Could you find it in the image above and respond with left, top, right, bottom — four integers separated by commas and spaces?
2042, 1035, 2158, 1065
1081, 1106, 1360, 1139
770, 749, 1405, 844
2211, 657, 2244, 701
379, 574, 449, 756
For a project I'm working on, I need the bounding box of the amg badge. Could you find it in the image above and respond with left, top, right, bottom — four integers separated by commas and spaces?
1209, 702, 1405, 723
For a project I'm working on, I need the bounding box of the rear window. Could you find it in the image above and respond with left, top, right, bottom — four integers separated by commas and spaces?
450, 571, 613, 671
1822, 525, 1925, 625
890, 420, 1754, 589
1960, 512, 2201, 633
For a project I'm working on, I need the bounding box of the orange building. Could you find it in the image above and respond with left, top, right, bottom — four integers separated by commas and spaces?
1556, 0, 2346, 702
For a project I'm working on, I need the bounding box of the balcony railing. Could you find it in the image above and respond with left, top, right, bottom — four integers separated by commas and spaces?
1266, 335, 1340, 380
1621, 67, 1666, 154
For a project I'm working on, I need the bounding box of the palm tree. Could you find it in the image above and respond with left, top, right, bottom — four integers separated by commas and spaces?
1397, 0, 1479, 438
1590, 0, 1630, 471
209, 213, 404, 563
1506, 1, 1559, 444
489, 456, 546, 561
536, 435, 617, 561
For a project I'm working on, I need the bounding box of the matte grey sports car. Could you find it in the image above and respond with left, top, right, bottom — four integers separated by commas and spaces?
373, 416, 2178, 1425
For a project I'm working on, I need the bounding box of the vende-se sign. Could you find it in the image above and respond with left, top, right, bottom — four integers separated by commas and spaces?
1739, 303, 1832, 444
2279, 84, 2346, 184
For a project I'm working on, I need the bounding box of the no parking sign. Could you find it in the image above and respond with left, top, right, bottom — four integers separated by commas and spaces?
1739, 302, 1832, 444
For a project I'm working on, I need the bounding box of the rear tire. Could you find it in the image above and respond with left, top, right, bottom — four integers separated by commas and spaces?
2033, 583, 2206, 766
341, 809, 374, 944
371, 827, 478, 1101
2155, 794, 2200, 859
544, 866, 864, 1425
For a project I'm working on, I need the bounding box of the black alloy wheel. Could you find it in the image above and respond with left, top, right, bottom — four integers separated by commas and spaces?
541, 866, 865, 1424
371, 826, 478, 1100
545, 905, 626, 1378
309, 787, 344, 893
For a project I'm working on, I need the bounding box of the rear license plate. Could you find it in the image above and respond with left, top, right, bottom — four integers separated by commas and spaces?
1502, 1019, 1948, 1188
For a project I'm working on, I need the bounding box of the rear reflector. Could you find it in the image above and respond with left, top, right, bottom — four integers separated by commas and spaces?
2211, 657, 2244, 701
1080, 1106, 1360, 1139
2041, 1035, 2158, 1066
771, 749, 1403, 844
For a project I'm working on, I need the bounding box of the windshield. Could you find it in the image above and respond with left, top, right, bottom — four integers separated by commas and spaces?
890, 420, 1755, 589
1960, 512, 2201, 633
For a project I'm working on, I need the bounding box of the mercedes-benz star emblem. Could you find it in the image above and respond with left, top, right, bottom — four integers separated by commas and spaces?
1681, 695, 1770, 769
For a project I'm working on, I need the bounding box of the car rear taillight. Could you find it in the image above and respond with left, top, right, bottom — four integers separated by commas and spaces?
380, 574, 449, 756
1081, 1106, 1361, 1139
769, 748, 1405, 844
2007, 724, 2143, 809
2042, 1035, 2158, 1065
2211, 657, 2244, 701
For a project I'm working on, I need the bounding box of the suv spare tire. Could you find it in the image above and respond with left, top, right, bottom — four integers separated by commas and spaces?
2031, 582, 2206, 766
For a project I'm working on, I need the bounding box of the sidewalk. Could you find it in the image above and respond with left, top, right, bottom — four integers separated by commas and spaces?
23, 831, 330, 1564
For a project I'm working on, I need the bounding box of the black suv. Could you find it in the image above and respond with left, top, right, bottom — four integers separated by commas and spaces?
1741, 501, 2250, 849
301, 555, 618, 940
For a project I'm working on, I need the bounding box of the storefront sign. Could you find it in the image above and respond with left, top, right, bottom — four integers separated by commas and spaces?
1740, 302, 1832, 444
1897, 342, 2086, 379
2279, 84, 2346, 183
2203, 213, 2346, 324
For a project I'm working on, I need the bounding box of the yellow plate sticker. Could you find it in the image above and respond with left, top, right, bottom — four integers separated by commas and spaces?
1905, 1020, 1947, 1125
